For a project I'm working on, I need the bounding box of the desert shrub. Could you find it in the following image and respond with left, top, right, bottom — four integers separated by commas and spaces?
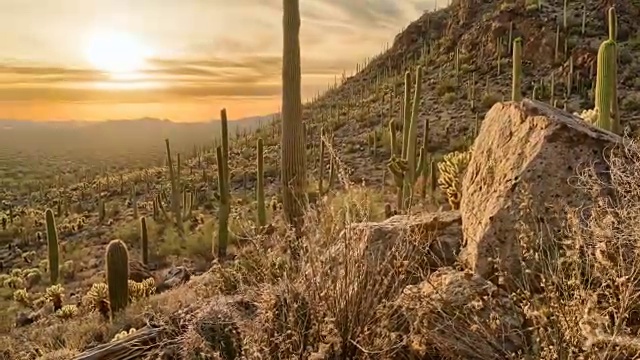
515, 142, 640, 359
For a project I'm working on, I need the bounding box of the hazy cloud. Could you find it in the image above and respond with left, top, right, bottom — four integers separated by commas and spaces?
0, 0, 436, 119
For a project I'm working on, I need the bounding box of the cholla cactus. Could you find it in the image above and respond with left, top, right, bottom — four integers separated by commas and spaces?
56, 304, 78, 320
13, 289, 30, 307
4, 276, 24, 289
128, 277, 155, 302
575, 108, 598, 124
112, 328, 136, 342
437, 150, 472, 210
45, 284, 65, 311
84, 282, 110, 319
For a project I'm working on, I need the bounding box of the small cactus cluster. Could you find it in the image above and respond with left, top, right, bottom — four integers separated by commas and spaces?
437, 150, 472, 210
112, 328, 137, 342
128, 277, 155, 302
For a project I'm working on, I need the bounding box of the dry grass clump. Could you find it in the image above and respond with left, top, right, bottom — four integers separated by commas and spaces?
361, 267, 526, 359
515, 142, 640, 359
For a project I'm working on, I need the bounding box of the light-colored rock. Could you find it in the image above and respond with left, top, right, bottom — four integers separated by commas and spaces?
362, 267, 526, 359
336, 210, 462, 271
460, 99, 622, 285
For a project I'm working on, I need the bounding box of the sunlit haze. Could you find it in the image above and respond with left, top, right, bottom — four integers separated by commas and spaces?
0, 0, 437, 122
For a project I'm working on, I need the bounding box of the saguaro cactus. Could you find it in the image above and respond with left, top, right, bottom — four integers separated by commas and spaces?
595, 39, 616, 132
512, 38, 523, 102
388, 65, 425, 211
281, 0, 307, 229
164, 139, 184, 234
140, 216, 149, 266
318, 127, 325, 195
608, 7, 620, 134
106, 239, 129, 316
215, 146, 230, 258
45, 209, 59, 285
256, 138, 266, 227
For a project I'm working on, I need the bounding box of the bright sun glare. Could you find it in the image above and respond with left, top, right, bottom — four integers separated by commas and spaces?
84, 29, 151, 74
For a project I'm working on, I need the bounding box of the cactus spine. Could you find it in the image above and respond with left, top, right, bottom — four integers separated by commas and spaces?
140, 216, 149, 266
45, 209, 59, 285
281, 0, 307, 229
215, 145, 230, 258
595, 39, 616, 132
106, 239, 129, 316
256, 138, 266, 227
512, 38, 523, 102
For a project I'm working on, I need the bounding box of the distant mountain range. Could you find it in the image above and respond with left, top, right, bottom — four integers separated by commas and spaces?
0, 114, 277, 166
0, 114, 275, 130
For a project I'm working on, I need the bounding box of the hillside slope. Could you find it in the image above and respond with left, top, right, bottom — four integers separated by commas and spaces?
298, 0, 640, 187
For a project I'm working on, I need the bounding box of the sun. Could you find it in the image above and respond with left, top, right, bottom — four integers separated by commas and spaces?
84, 29, 151, 74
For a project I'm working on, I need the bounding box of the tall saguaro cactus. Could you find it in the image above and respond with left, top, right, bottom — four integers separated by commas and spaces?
215, 146, 230, 258
608, 7, 620, 134
281, 0, 307, 229
595, 39, 616, 132
256, 138, 266, 227
164, 139, 184, 234
140, 216, 149, 266
45, 209, 59, 285
388, 65, 425, 211
106, 239, 129, 316
512, 38, 523, 102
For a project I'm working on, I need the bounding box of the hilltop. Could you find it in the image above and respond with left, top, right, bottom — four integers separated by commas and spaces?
0, 0, 639, 359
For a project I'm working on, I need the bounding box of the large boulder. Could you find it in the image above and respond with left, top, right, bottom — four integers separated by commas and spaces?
460, 100, 622, 286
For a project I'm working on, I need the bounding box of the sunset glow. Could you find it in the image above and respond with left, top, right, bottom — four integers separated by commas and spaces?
0, 0, 433, 121
83, 29, 152, 75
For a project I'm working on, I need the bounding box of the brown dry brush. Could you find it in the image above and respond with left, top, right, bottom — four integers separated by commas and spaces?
514, 141, 640, 360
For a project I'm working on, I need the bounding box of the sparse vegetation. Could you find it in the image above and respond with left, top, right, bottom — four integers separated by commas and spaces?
1, 0, 640, 359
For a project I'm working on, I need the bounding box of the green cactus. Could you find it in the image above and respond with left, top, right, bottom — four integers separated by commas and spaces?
388, 119, 398, 156
608, 6, 617, 40
105, 239, 129, 316
594, 39, 616, 132
388, 65, 425, 211
256, 138, 266, 227
45, 209, 59, 285
401, 71, 412, 156
318, 128, 325, 195
608, 7, 620, 134
131, 185, 138, 219
512, 38, 523, 102
420, 118, 430, 199
281, 0, 307, 229
164, 139, 184, 235
140, 216, 149, 266
98, 197, 105, 223
215, 146, 230, 258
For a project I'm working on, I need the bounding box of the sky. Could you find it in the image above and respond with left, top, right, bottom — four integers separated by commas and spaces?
0, 0, 436, 122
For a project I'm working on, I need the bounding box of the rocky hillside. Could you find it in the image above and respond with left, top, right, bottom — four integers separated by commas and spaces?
298, 0, 640, 186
